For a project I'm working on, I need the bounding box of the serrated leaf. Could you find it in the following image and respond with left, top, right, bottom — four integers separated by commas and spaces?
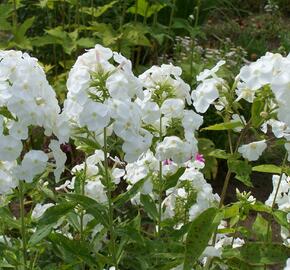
183, 207, 221, 270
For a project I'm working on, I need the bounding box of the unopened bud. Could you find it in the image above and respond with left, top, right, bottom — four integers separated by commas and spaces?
260, 111, 268, 118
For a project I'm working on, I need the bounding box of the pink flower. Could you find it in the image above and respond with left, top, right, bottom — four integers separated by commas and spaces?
163, 159, 173, 165
194, 153, 205, 163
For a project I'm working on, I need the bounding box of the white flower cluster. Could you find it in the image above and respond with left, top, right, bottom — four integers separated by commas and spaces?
237, 52, 290, 127
0, 51, 67, 194
64, 45, 150, 162
137, 64, 202, 164
124, 151, 219, 223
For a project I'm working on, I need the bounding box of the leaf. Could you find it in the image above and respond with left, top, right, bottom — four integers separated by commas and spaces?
183, 208, 221, 270
17, 17, 35, 38
140, 194, 158, 221
122, 23, 151, 47
227, 159, 253, 187
79, 1, 117, 17
65, 193, 109, 228
127, 0, 166, 18
251, 98, 265, 128
202, 121, 242, 131
114, 178, 146, 207
39, 202, 76, 226
74, 136, 101, 153
223, 204, 240, 219
49, 233, 97, 266
208, 149, 233, 160
273, 210, 290, 228
29, 224, 53, 246
252, 164, 282, 174
0, 207, 20, 229
223, 242, 290, 266
164, 167, 185, 190
252, 214, 269, 241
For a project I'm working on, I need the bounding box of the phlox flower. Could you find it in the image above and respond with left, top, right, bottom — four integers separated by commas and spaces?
238, 140, 267, 161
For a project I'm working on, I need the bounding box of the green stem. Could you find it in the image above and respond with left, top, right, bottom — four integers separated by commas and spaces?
19, 181, 27, 270
104, 128, 118, 269
163, 0, 176, 61
190, 0, 201, 77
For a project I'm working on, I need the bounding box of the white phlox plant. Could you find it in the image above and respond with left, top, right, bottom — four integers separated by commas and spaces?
0, 50, 67, 194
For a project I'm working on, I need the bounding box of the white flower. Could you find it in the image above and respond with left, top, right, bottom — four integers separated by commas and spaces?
79, 101, 110, 132
156, 136, 193, 164
49, 140, 67, 182
112, 168, 125, 184
0, 161, 17, 194
0, 135, 22, 161
231, 114, 245, 132
14, 150, 48, 183
85, 178, 107, 203
191, 78, 220, 113
31, 203, 54, 220
238, 140, 267, 161
284, 258, 290, 270
197, 60, 225, 81
161, 98, 184, 119
8, 121, 28, 140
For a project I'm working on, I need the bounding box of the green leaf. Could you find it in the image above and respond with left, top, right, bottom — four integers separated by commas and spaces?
0, 107, 16, 120
140, 194, 158, 221
114, 178, 146, 207
223, 242, 290, 266
251, 98, 265, 128
252, 164, 282, 174
227, 159, 253, 187
79, 1, 117, 17
164, 167, 185, 190
208, 149, 233, 160
0, 207, 20, 229
74, 136, 101, 153
39, 202, 76, 226
273, 210, 290, 228
65, 193, 109, 228
29, 224, 53, 246
183, 207, 221, 270
223, 204, 240, 219
49, 233, 97, 266
202, 121, 242, 131
122, 23, 151, 47
252, 214, 269, 241
127, 0, 166, 18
